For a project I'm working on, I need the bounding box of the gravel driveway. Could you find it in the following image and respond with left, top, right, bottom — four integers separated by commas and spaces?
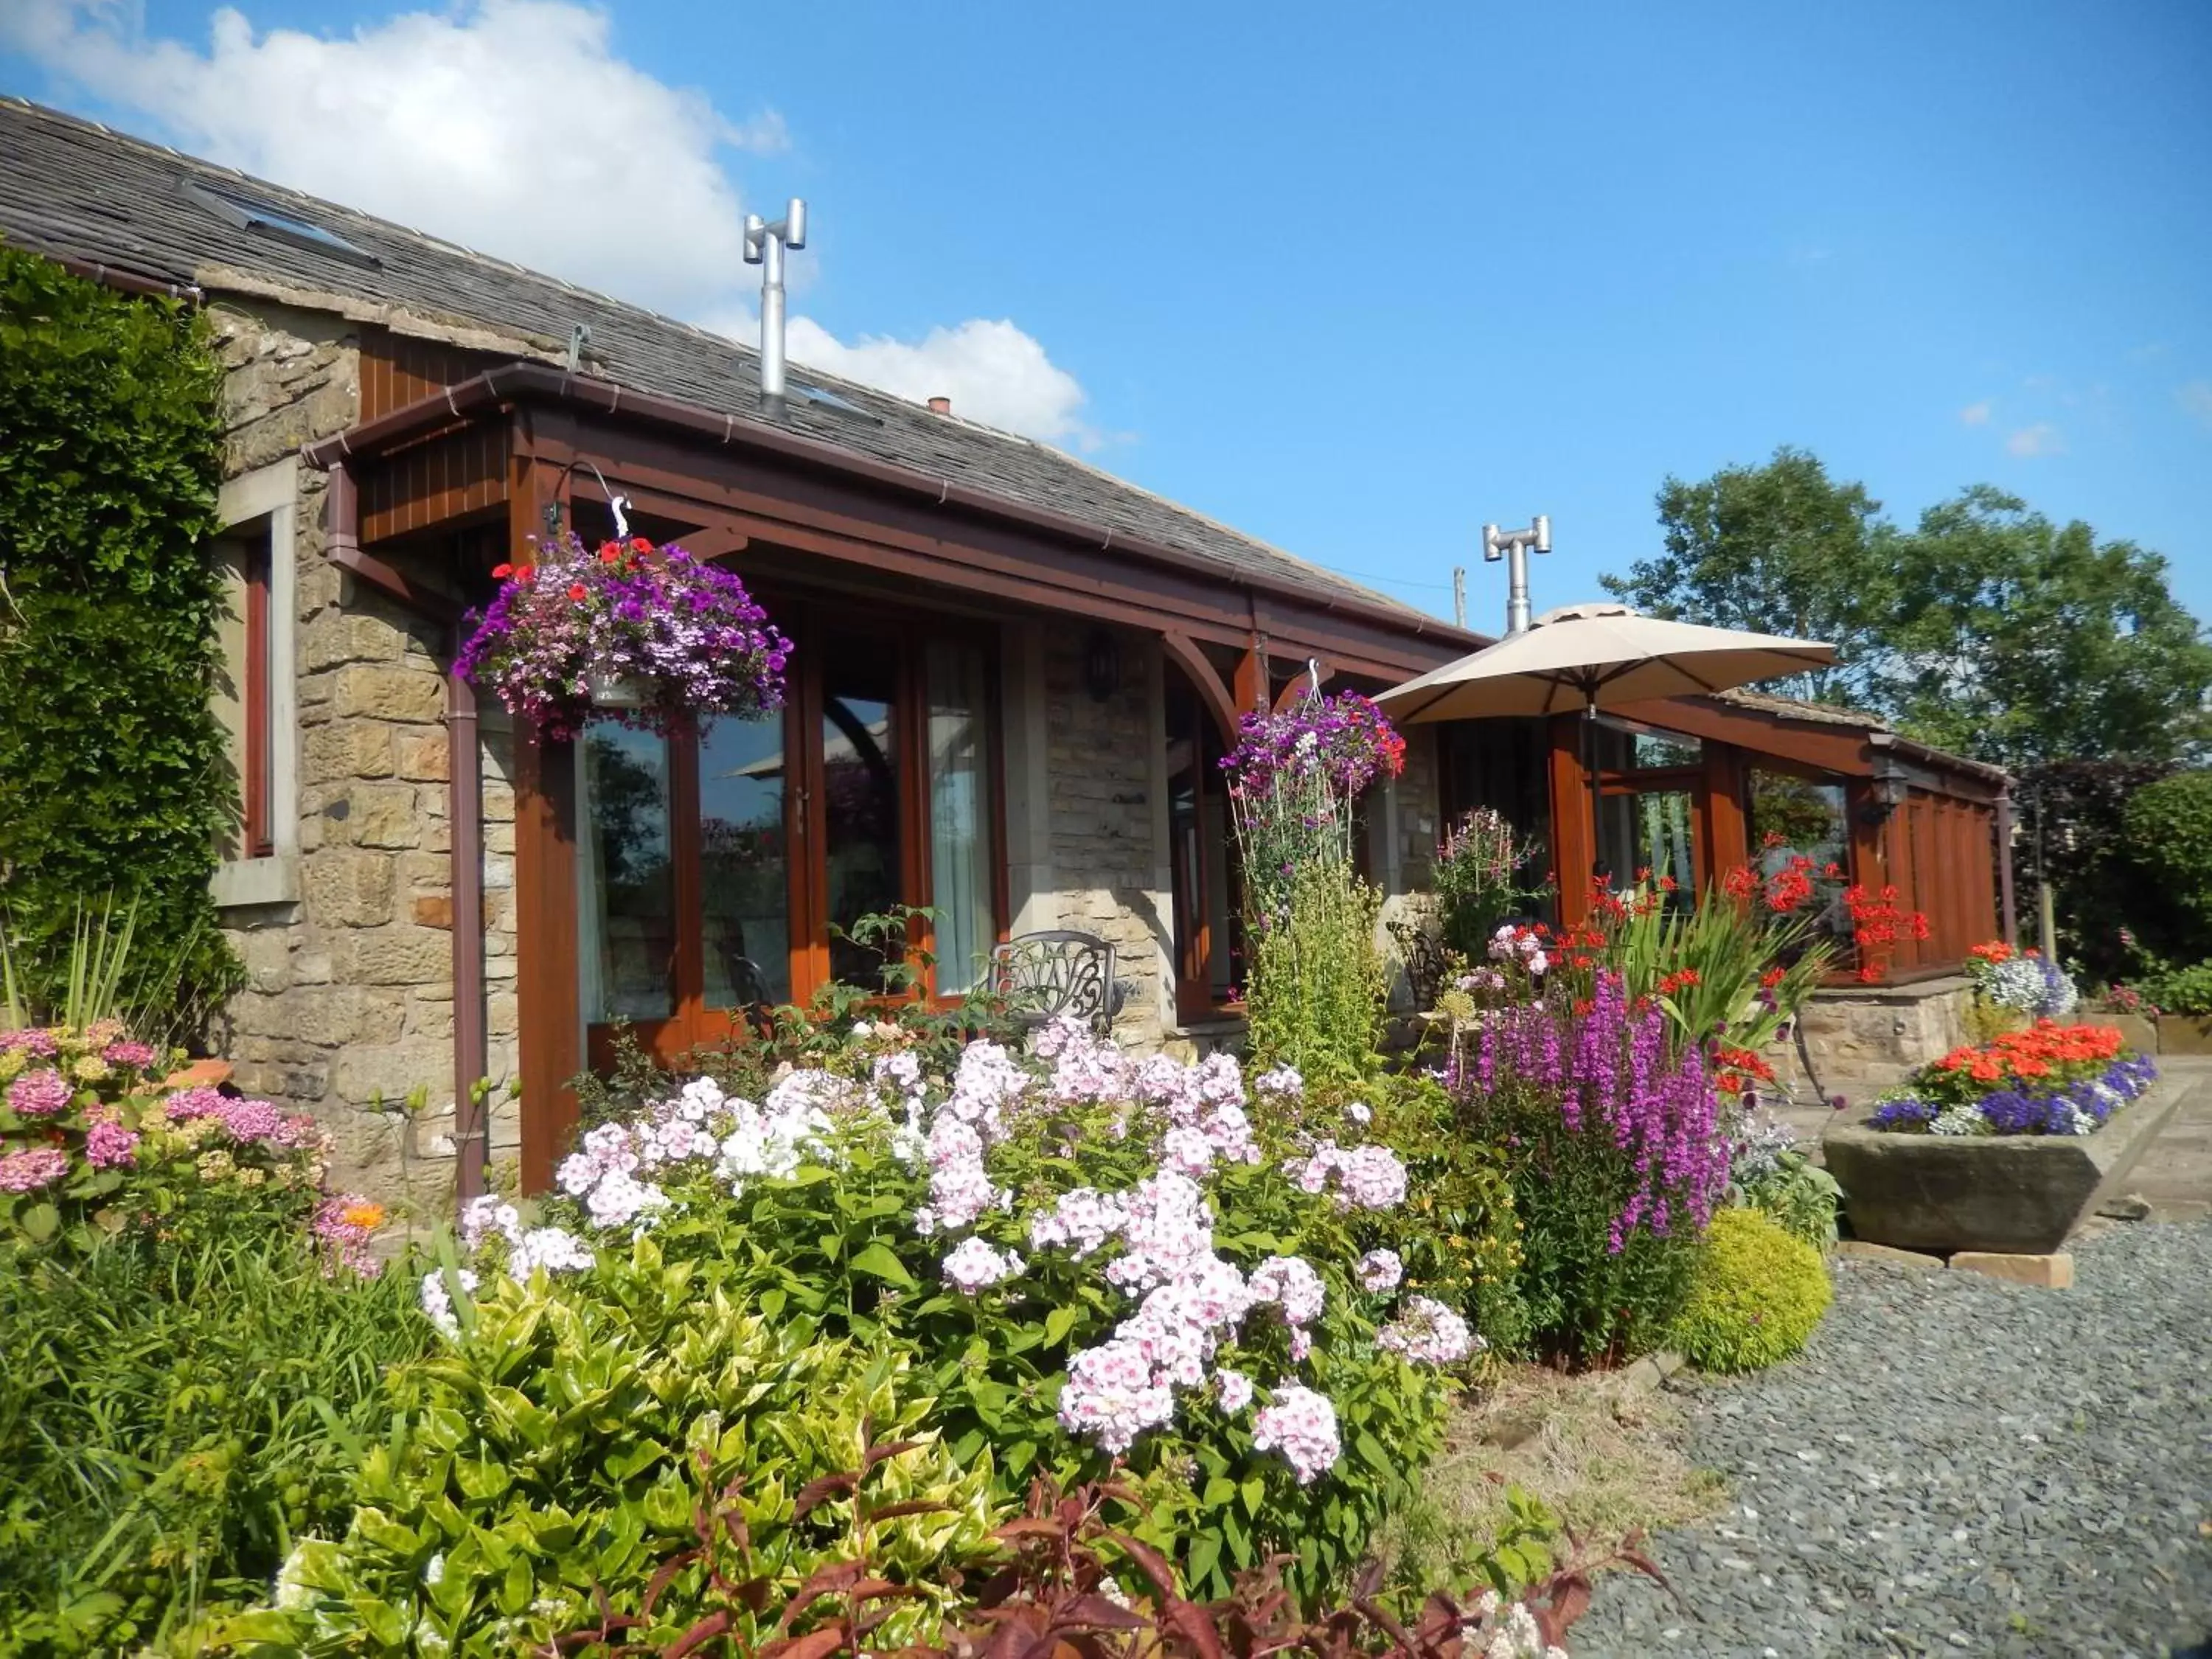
1573, 1222, 2212, 1658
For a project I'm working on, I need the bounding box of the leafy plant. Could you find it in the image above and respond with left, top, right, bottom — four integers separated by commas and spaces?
219, 1237, 1001, 1655
0, 248, 243, 1030
1448, 975, 1728, 1366
1432, 809, 1548, 962
1735, 1150, 1840, 1251
1672, 1208, 1832, 1373
2123, 771, 2212, 935
517, 1023, 1458, 1607
2138, 960, 2212, 1018
0, 1224, 428, 1655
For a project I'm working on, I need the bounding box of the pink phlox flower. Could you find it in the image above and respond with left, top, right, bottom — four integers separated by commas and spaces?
1377, 1295, 1481, 1366
1245, 1254, 1326, 1328
942, 1236, 1025, 1293
1357, 1248, 1403, 1293
1251, 1382, 1341, 1484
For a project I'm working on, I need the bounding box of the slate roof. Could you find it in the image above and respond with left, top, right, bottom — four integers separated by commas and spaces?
0, 97, 1448, 629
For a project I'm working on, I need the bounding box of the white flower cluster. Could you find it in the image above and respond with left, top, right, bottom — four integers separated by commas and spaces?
1377, 1295, 1481, 1366
1357, 1248, 1404, 1292
554, 1074, 840, 1235
423, 1197, 597, 1338
1929, 1102, 1991, 1137
1289, 1139, 1410, 1210
1250, 1383, 1341, 1485
1464, 1593, 1568, 1659
941, 1236, 1026, 1293
418, 1265, 479, 1341
1489, 922, 1550, 977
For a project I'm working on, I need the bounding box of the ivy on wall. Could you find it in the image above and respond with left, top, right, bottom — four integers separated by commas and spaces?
0, 245, 243, 1022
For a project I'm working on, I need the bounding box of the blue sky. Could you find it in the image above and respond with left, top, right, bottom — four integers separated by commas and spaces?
7, 0, 2209, 630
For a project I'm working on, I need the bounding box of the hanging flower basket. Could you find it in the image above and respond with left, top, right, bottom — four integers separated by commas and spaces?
457, 533, 789, 740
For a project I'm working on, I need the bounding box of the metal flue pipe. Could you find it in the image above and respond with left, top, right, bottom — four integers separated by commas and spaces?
1482, 514, 1551, 635
743, 198, 808, 416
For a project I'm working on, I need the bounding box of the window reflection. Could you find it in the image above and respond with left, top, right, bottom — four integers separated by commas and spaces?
577, 721, 674, 1021
822, 650, 902, 991
927, 641, 995, 995
700, 712, 790, 1009
1750, 770, 1851, 943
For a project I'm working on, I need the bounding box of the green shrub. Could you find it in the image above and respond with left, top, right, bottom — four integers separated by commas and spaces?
217, 1237, 1001, 1656
0, 1228, 429, 1655
451, 1027, 1453, 1609
1672, 1208, 1832, 1374
2123, 771, 2212, 934
0, 248, 240, 1029
1432, 808, 1548, 961
1736, 1150, 1842, 1251
2140, 960, 2212, 1018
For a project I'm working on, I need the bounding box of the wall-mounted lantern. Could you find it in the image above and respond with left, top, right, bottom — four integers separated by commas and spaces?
1083, 628, 1121, 703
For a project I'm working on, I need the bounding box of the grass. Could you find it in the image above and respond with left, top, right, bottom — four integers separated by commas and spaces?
1382, 1361, 1731, 1587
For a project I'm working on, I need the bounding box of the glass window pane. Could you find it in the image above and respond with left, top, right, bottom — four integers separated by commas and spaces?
1632, 731, 1702, 770
1750, 771, 1851, 943
1598, 787, 1694, 905
926, 641, 996, 995
700, 712, 791, 1009
577, 721, 674, 1022
822, 648, 902, 992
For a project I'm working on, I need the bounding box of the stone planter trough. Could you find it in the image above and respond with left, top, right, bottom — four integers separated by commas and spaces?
1821, 1072, 2186, 1254
2157, 1015, 2212, 1057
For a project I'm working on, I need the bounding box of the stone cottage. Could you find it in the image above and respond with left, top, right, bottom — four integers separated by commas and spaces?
0, 98, 2012, 1208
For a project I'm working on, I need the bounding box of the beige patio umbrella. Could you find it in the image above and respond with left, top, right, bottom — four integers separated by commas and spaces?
1375, 602, 1839, 877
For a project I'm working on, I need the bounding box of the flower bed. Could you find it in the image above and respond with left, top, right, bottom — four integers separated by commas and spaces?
1825, 1021, 2176, 1253
1865, 1020, 2155, 1137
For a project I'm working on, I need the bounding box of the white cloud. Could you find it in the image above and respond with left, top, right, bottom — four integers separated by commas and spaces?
2178, 380, 2212, 431
785, 316, 1100, 450
2006, 422, 2065, 458
1959, 400, 1993, 426
4, 0, 1100, 445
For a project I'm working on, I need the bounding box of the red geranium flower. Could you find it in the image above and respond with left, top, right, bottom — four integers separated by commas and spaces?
567, 582, 588, 602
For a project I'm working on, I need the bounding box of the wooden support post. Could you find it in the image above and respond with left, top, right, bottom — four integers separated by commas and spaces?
509, 441, 581, 1193
1548, 714, 1593, 925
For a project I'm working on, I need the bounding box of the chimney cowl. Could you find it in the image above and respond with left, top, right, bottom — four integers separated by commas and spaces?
927, 395, 951, 415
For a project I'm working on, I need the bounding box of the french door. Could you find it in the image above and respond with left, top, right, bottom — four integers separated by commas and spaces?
577, 602, 1003, 1064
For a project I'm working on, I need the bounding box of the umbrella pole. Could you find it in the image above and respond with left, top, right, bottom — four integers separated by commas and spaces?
1583, 692, 1606, 888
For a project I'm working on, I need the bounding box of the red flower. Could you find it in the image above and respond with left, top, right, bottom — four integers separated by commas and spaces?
599, 546, 622, 565
491, 562, 514, 580
567, 582, 588, 602
630, 536, 652, 552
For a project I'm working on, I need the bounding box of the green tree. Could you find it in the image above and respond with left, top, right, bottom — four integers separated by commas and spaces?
1604, 451, 2212, 770
1601, 446, 1895, 706
1882, 487, 2212, 770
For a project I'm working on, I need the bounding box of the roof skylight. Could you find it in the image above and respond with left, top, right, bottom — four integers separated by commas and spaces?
184, 181, 380, 265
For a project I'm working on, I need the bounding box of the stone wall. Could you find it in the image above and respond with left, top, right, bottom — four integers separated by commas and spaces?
1781, 975, 1977, 1100
1039, 622, 1174, 1046
209, 298, 518, 1214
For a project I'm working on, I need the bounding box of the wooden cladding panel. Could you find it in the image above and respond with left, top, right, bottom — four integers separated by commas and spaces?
360, 327, 501, 421
359, 422, 510, 543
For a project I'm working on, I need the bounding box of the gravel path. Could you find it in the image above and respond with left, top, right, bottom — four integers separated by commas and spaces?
1573, 1223, 2212, 1658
